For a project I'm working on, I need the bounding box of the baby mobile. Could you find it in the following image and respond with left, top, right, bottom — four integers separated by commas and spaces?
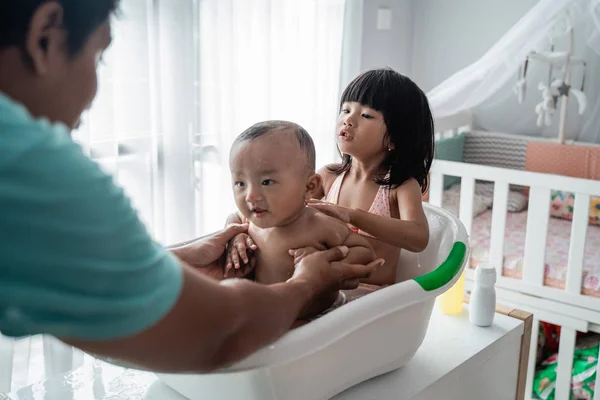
513, 13, 587, 144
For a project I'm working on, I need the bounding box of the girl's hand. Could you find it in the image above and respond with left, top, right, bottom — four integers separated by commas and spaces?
307, 199, 352, 223
225, 233, 257, 277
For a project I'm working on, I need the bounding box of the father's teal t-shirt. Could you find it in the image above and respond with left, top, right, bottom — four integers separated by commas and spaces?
0, 92, 183, 340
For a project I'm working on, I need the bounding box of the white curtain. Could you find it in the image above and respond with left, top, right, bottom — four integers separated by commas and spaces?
74, 0, 200, 245
5, 0, 347, 393
428, 0, 600, 143
195, 0, 346, 234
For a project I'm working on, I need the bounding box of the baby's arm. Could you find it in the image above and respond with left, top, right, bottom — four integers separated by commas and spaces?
318, 214, 375, 265
341, 230, 377, 265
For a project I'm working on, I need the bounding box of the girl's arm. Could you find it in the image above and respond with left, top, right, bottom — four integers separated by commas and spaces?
314, 165, 338, 200
309, 178, 429, 252
350, 179, 429, 252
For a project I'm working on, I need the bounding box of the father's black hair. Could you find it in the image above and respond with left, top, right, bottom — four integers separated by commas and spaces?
0, 0, 120, 56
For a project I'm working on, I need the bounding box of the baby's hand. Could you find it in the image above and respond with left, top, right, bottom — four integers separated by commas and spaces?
225, 233, 257, 277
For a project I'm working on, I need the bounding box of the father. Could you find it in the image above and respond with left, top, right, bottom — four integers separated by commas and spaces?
0, 0, 380, 372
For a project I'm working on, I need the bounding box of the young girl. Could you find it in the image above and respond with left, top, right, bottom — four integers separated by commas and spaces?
310, 68, 435, 290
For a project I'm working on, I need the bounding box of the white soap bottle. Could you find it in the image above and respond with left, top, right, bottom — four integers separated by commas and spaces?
469, 264, 497, 327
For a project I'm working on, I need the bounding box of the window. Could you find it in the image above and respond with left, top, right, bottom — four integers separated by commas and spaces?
75, 0, 346, 240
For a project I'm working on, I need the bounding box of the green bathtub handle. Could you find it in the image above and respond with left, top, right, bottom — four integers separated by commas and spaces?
413, 241, 467, 291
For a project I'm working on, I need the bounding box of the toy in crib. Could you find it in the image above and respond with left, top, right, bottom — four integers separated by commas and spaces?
156, 203, 469, 400
514, 16, 587, 143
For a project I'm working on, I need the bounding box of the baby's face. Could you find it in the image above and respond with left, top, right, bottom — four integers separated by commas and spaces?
230, 131, 314, 229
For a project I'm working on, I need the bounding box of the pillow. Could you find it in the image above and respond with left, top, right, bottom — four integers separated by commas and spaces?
550, 190, 600, 226
525, 142, 600, 225
506, 189, 529, 212
525, 142, 600, 180
447, 182, 528, 213
442, 184, 491, 218
463, 131, 528, 171
469, 182, 529, 212
435, 133, 466, 189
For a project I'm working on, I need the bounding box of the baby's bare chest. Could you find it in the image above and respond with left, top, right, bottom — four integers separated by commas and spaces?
249, 225, 330, 284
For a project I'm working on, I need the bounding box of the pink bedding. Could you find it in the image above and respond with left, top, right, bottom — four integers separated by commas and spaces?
468, 210, 600, 297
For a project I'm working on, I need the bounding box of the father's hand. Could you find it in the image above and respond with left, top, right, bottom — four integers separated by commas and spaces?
289, 246, 383, 296
171, 224, 249, 280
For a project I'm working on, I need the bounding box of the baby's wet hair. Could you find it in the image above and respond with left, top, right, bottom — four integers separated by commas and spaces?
330, 68, 435, 193
234, 120, 316, 171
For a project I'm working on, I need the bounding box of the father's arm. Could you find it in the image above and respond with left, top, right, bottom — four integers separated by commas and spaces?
0, 127, 335, 373
65, 262, 317, 372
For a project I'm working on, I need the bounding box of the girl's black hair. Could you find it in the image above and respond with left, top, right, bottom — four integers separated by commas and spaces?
328, 68, 435, 194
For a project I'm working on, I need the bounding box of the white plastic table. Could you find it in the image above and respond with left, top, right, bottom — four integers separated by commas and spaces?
2, 304, 526, 400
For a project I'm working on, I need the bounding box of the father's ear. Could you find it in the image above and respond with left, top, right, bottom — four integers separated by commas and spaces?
305, 173, 323, 200
25, 2, 66, 75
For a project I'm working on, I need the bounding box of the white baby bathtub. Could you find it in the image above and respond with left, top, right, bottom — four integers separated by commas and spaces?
158, 203, 469, 400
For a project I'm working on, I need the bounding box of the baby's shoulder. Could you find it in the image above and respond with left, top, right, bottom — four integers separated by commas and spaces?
308, 209, 350, 239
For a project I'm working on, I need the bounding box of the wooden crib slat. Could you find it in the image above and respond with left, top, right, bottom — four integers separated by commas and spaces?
525, 318, 540, 400
429, 171, 444, 208
523, 187, 551, 285
566, 193, 590, 294
490, 181, 509, 281
555, 327, 577, 400
459, 176, 475, 235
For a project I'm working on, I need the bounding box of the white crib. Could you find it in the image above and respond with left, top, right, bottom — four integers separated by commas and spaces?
429, 112, 600, 400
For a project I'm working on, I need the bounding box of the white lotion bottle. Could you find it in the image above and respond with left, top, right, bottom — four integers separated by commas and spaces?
469, 264, 497, 327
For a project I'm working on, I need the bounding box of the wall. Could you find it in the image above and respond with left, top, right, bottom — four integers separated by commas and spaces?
359, 0, 414, 74
358, 0, 537, 90
354, 0, 600, 142
410, 0, 538, 91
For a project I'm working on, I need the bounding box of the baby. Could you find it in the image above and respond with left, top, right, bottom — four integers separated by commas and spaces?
224, 120, 376, 317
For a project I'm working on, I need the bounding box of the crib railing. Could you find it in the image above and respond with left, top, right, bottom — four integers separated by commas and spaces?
429, 159, 600, 400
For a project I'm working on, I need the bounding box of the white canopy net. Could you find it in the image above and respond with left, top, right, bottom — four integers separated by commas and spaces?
427, 0, 600, 143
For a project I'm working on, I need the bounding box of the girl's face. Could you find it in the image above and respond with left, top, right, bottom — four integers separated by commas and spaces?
336, 101, 389, 159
